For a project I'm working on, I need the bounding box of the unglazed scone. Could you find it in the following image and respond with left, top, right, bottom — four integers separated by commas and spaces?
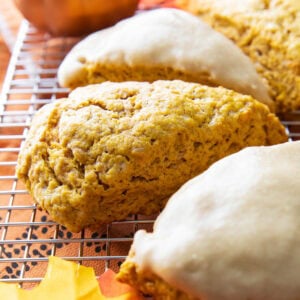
118, 141, 300, 300
57, 8, 273, 109
16, 80, 287, 232
177, 0, 300, 113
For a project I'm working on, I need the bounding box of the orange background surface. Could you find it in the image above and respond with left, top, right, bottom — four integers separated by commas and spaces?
0, 0, 22, 90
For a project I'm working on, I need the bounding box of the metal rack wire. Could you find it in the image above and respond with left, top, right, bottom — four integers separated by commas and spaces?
0, 21, 154, 288
0, 20, 300, 288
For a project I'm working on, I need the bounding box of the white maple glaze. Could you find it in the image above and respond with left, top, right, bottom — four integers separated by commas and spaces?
132, 141, 300, 300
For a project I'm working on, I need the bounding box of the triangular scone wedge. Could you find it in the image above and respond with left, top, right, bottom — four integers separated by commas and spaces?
118, 141, 300, 300
176, 0, 300, 113
17, 80, 287, 232
58, 8, 273, 110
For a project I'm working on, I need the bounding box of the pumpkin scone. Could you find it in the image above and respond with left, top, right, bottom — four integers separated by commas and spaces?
16, 80, 287, 232
58, 8, 273, 110
177, 0, 300, 113
117, 141, 300, 300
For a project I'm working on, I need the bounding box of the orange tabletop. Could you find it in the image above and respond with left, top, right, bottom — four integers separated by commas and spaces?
0, 0, 22, 90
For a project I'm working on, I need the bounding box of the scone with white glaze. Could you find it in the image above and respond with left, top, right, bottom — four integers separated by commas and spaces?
177, 0, 300, 112
16, 80, 287, 232
58, 8, 273, 110
118, 141, 300, 300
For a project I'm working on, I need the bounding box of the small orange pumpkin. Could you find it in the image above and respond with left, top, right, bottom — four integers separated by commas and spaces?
14, 0, 139, 36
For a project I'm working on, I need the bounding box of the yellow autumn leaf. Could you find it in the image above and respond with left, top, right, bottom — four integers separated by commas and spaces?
0, 256, 101, 300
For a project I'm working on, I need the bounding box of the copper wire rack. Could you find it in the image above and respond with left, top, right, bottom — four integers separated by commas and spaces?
0, 20, 300, 288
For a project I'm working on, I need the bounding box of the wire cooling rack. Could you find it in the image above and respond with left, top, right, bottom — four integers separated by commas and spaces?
0, 20, 300, 288
0, 21, 155, 288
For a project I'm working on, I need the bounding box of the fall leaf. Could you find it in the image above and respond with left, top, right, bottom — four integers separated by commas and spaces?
139, 0, 178, 10
98, 268, 143, 300
0, 256, 101, 300
0, 257, 143, 300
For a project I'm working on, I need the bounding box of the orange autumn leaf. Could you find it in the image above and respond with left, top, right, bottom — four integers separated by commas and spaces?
138, 0, 178, 9
98, 269, 143, 300
0, 257, 143, 300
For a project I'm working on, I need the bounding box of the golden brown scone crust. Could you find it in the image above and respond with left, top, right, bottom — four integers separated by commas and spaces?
177, 0, 300, 113
117, 252, 194, 300
16, 80, 287, 232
